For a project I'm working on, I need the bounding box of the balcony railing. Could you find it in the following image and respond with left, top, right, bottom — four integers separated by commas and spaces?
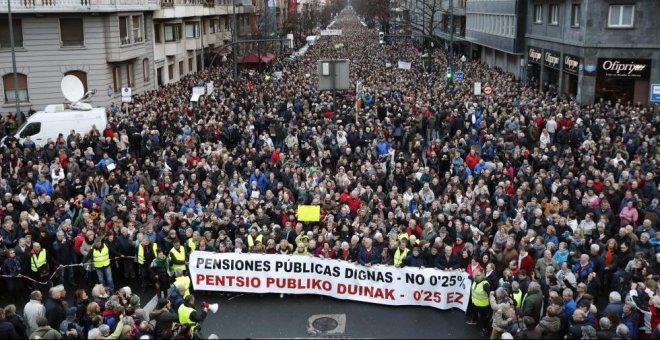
0, 0, 159, 12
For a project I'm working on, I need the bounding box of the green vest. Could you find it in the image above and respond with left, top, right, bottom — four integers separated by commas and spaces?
178, 304, 195, 325
394, 248, 409, 267
170, 246, 187, 271
92, 245, 110, 268
137, 243, 157, 265
513, 290, 523, 308
471, 280, 489, 307
247, 234, 263, 250
187, 238, 197, 252
31, 250, 47, 273
175, 275, 191, 297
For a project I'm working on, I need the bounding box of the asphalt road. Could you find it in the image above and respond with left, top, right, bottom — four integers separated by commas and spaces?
194, 292, 485, 339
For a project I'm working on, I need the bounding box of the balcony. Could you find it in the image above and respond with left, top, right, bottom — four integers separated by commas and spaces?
154, 0, 232, 19
0, 0, 159, 13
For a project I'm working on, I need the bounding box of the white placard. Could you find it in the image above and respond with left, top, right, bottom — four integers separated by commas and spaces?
190, 252, 471, 311
473, 82, 482, 96
320, 29, 342, 36
206, 82, 214, 95
191, 86, 205, 102
397, 61, 411, 70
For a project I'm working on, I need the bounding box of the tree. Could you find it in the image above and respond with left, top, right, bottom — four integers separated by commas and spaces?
407, 0, 447, 44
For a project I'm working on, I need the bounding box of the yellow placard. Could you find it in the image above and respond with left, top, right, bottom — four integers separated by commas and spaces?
297, 205, 321, 222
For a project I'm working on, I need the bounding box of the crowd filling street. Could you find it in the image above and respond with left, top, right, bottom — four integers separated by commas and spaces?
0, 6, 657, 340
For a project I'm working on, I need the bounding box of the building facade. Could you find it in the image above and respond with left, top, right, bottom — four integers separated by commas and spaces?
0, 0, 159, 110
0, 0, 266, 110
465, 0, 527, 78
525, 0, 660, 105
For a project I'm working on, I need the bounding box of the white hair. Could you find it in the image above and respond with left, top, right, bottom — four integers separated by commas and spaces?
610, 291, 622, 303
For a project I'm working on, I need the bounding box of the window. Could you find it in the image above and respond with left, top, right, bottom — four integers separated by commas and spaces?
211, 19, 219, 33
64, 70, 88, 93
164, 24, 181, 42
119, 15, 143, 45
188, 57, 193, 72
224, 17, 230, 30
185, 22, 200, 38
608, 5, 634, 28
202, 19, 207, 35
126, 63, 134, 87
2, 73, 29, 103
132, 16, 143, 43
549, 4, 558, 25
534, 5, 543, 23
0, 19, 23, 48
571, 4, 580, 27
60, 18, 84, 46
179, 61, 184, 76
119, 17, 130, 45
19, 122, 40, 138
143, 59, 149, 82
154, 24, 161, 43
168, 64, 174, 80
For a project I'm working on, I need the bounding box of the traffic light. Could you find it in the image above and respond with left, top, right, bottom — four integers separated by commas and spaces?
446, 69, 453, 79
378, 31, 385, 45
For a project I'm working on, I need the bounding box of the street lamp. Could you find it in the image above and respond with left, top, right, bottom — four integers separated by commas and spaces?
447, 0, 454, 85
7, 0, 21, 117
232, 0, 238, 80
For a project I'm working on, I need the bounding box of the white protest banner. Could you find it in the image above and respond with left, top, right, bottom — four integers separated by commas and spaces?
190, 252, 471, 311
397, 61, 412, 70
320, 29, 342, 36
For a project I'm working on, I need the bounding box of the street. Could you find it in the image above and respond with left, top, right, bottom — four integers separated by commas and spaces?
196, 293, 484, 339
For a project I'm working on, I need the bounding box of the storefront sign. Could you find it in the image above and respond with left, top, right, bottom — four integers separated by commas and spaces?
563, 54, 580, 75
651, 84, 660, 102
543, 50, 561, 69
528, 47, 542, 64
190, 252, 472, 311
597, 58, 651, 79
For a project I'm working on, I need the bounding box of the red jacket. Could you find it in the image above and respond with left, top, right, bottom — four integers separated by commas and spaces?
465, 152, 479, 170
519, 254, 535, 277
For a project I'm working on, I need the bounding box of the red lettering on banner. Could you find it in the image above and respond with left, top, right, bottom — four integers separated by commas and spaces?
447, 292, 463, 305
335, 283, 395, 300
196, 274, 205, 285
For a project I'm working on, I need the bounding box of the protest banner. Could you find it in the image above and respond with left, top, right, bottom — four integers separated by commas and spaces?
297, 205, 321, 222
190, 252, 472, 311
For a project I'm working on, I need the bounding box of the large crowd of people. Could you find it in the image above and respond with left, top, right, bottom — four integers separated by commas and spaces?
0, 7, 656, 340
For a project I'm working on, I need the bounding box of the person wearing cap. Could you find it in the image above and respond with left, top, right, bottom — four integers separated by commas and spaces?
149, 298, 177, 338
59, 306, 83, 338
403, 247, 425, 268
83, 237, 115, 291
177, 294, 208, 338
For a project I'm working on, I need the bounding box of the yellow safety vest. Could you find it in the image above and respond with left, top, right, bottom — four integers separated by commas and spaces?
92, 245, 111, 269
471, 280, 489, 307
31, 251, 47, 273
170, 246, 187, 271
175, 275, 191, 298
187, 239, 197, 252
394, 248, 409, 267
247, 234, 263, 250
178, 304, 195, 326
513, 290, 523, 308
137, 243, 158, 265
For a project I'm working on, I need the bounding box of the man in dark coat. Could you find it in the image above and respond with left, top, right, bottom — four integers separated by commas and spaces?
522, 281, 544, 323
44, 285, 67, 330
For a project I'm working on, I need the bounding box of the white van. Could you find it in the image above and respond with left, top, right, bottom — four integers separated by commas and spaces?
4, 104, 107, 147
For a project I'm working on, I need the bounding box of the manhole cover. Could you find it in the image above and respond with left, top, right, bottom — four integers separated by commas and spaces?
312, 317, 339, 332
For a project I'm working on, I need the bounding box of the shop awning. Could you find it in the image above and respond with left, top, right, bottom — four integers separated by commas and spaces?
238, 52, 277, 64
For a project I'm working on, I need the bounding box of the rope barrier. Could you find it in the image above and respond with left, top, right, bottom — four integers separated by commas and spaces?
0, 256, 139, 286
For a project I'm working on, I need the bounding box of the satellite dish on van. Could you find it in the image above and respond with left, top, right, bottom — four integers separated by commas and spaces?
61, 75, 85, 103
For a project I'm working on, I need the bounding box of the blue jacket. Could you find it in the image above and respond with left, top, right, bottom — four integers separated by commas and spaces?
358, 246, 381, 266
404, 254, 426, 268
563, 299, 576, 319
249, 172, 268, 192
35, 179, 53, 196
572, 261, 593, 284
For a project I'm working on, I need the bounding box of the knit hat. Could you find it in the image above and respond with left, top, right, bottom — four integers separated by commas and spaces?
66, 307, 77, 317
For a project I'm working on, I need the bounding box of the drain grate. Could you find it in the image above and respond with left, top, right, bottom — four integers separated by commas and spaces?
307, 314, 346, 336
312, 317, 339, 332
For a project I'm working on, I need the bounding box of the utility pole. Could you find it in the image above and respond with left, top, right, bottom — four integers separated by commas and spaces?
447, 0, 454, 85
7, 0, 21, 117
232, 0, 238, 80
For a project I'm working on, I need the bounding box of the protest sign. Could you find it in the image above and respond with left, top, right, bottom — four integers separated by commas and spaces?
190, 252, 472, 311
297, 205, 321, 222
